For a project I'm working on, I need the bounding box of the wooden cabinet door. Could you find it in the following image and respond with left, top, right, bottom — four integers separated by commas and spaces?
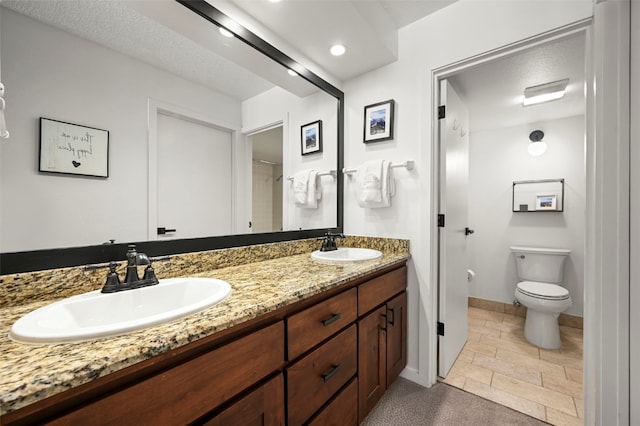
205, 374, 284, 426
357, 305, 387, 424
386, 291, 407, 387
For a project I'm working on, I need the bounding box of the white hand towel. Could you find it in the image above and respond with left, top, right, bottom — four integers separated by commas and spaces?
293, 169, 310, 205
357, 160, 383, 203
293, 169, 320, 208
356, 160, 393, 208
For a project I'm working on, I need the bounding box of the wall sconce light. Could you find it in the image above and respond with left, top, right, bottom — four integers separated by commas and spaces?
527, 130, 546, 156
523, 79, 569, 106
0, 82, 9, 139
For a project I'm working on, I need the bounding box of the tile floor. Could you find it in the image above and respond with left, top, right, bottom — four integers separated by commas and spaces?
440, 306, 583, 426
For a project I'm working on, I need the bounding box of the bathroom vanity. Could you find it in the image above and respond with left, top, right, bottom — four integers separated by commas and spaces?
0, 238, 409, 425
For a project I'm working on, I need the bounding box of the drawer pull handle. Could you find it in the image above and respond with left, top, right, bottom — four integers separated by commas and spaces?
388, 307, 396, 326
321, 313, 341, 327
322, 364, 341, 382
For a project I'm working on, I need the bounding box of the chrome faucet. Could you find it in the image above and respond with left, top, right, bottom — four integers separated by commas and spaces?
101, 245, 159, 293
319, 232, 344, 252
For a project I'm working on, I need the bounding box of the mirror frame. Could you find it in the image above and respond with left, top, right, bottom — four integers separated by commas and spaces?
0, 0, 344, 274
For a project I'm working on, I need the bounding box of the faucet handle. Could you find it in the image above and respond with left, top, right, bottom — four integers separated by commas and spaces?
103, 262, 121, 289
142, 264, 159, 284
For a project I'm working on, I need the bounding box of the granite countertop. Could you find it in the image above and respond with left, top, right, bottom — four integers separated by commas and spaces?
0, 248, 409, 416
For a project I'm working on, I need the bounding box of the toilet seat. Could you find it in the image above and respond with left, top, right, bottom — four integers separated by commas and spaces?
516, 281, 570, 300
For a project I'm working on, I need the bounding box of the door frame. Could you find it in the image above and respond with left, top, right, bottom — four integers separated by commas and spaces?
245, 120, 285, 234
147, 98, 241, 240
429, 15, 592, 402
243, 116, 288, 233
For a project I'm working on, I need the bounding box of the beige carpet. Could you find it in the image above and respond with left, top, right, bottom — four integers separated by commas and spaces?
362, 378, 549, 425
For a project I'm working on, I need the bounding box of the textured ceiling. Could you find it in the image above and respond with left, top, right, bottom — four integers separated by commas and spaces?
2, 0, 319, 101
449, 32, 586, 132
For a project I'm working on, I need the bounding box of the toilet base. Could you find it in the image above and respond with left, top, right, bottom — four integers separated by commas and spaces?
524, 309, 562, 349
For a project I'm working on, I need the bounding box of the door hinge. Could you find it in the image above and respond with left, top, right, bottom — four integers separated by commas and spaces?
438, 105, 446, 119
437, 322, 445, 336
437, 214, 445, 227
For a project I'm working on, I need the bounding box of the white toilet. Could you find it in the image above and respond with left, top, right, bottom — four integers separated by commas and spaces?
510, 246, 572, 350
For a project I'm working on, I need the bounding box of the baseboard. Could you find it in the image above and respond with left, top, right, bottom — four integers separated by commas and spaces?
468, 296, 583, 329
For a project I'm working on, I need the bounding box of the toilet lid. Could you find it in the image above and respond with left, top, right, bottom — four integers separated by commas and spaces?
517, 281, 570, 300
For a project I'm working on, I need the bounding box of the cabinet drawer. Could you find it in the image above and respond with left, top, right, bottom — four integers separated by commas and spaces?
287, 288, 357, 360
308, 378, 358, 426
204, 374, 284, 426
49, 322, 284, 425
286, 325, 357, 426
358, 266, 407, 316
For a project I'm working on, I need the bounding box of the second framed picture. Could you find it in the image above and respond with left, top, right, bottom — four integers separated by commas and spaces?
301, 120, 322, 155
364, 99, 395, 143
536, 194, 558, 211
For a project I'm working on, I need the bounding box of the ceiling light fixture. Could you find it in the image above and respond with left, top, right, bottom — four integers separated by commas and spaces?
218, 27, 233, 38
287, 69, 298, 77
268, 0, 281, 3
527, 130, 547, 156
329, 44, 346, 56
522, 79, 569, 106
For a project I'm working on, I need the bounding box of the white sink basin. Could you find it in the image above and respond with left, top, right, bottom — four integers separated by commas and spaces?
311, 247, 382, 262
9, 277, 231, 344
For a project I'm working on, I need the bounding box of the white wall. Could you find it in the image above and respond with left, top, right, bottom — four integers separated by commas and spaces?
0, 8, 241, 251
468, 116, 585, 316
343, 0, 593, 385
242, 87, 338, 231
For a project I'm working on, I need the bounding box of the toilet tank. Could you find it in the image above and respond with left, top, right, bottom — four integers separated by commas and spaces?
510, 246, 571, 284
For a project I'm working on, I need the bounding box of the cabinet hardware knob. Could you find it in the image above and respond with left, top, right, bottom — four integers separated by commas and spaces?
322, 364, 341, 382
388, 307, 396, 326
321, 313, 341, 327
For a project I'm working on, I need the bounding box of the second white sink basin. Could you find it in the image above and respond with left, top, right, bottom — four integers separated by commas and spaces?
311, 247, 382, 262
9, 277, 231, 344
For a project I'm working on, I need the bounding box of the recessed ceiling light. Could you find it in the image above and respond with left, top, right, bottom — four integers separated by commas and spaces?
287, 69, 298, 77
329, 44, 346, 56
522, 79, 569, 106
219, 27, 233, 38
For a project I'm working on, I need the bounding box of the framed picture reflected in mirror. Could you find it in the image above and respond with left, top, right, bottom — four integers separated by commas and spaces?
301, 120, 322, 155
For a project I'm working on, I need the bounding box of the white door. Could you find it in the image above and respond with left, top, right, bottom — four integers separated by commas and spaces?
438, 79, 471, 377
156, 112, 233, 240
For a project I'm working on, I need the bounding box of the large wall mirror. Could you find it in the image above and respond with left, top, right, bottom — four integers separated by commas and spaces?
0, 0, 344, 273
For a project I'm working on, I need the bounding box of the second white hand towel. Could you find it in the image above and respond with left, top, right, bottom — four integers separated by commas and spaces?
356, 160, 383, 205
356, 160, 393, 208
293, 169, 320, 208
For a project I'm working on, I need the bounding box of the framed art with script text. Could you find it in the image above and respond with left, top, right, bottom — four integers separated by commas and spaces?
39, 117, 109, 178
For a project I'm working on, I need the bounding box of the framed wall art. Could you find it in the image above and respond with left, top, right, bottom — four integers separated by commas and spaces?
363, 99, 394, 143
301, 120, 322, 155
39, 117, 109, 178
535, 194, 557, 211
